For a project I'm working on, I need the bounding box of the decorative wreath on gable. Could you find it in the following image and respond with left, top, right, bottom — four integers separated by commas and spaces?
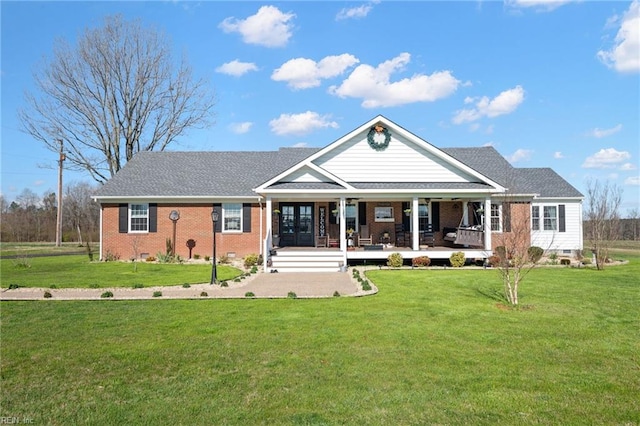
367, 124, 391, 151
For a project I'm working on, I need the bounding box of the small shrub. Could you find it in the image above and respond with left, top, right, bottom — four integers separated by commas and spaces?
132, 283, 144, 289
250, 266, 258, 274
12, 256, 31, 269
387, 252, 403, 268
145, 256, 156, 262
450, 251, 466, 268
8, 283, 20, 290
548, 253, 558, 265
362, 280, 372, 291
244, 253, 260, 268
287, 291, 297, 299
333, 291, 340, 297
182, 283, 191, 288
220, 281, 229, 287
204, 255, 211, 261
218, 254, 230, 264
245, 292, 255, 298
43, 291, 53, 299
234, 278, 242, 283
101, 291, 114, 298
200, 291, 208, 297
560, 258, 571, 266
412, 256, 431, 267
103, 249, 120, 262
153, 291, 162, 297
527, 246, 544, 263
193, 254, 201, 259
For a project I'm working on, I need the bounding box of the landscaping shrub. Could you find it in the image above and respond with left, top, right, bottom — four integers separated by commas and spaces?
220, 281, 229, 287
182, 283, 191, 288
387, 252, 403, 268
244, 253, 259, 268
218, 254, 229, 264
101, 291, 114, 298
145, 256, 156, 262
193, 254, 201, 259
528, 246, 544, 263
561, 258, 571, 266
200, 291, 208, 297
287, 291, 297, 299
204, 255, 210, 261
245, 292, 255, 298
8, 284, 20, 290
362, 280, 372, 291
449, 251, 466, 268
333, 291, 340, 297
43, 291, 53, 299
103, 249, 120, 262
412, 256, 431, 267
152, 291, 162, 297
250, 266, 258, 274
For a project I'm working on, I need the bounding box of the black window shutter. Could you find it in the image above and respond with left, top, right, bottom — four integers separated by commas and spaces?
149, 203, 157, 233
329, 202, 337, 224
243, 203, 252, 232
119, 204, 128, 233
358, 202, 367, 226
503, 203, 511, 233
431, 202, 440, 231
402, 202, 410, 229
213, 204, 222, 232
559, 204, 566, 232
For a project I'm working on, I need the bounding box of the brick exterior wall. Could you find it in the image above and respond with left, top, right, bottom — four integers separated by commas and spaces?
101, 203, 264, 260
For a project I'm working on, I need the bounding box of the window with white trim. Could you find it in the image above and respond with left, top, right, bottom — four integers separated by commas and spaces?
490, 203, 501, 232
543, 206, 558, 231
223, 203, 242, 231
532, 206, 540, 230
418, 204, 429, 231
129, 204, 149, 232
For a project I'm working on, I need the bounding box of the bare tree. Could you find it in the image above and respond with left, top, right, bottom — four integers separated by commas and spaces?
585, 180, 622, 270
64, 182, 100, 244
19, 14, 216, 183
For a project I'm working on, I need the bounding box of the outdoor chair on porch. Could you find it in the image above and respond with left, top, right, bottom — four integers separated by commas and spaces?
358, 225, 373, 246
420, 224, 435, 247
395, 223, 408, 247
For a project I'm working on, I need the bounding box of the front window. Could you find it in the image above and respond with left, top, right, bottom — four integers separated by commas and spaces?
129, 204, 148, 232
345, 203, 357, 232
223, 203, 242, 231
490, 203, 501, 232
419, 204, 429, 231
532, 206, 540, 230
543, 206, 557, 231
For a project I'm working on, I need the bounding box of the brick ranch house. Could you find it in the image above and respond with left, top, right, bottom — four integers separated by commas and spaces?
93, 115, 583, 272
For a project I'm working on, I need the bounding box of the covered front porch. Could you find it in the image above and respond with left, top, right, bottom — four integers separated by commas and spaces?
262, 196, 494, 272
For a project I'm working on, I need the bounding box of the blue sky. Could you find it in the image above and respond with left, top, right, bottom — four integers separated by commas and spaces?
1, 1, 639, 213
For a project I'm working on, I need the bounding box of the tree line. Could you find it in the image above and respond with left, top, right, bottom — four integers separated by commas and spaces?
1, 182, 99, 244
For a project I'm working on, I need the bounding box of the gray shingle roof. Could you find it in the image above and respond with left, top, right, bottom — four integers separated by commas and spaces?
95, 148, 320, 198
94, 144, 581, 199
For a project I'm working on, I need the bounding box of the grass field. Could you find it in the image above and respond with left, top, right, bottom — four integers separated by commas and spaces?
1, 250, 638, 424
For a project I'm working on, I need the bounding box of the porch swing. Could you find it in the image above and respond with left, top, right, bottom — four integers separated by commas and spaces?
443, 204, 485, 247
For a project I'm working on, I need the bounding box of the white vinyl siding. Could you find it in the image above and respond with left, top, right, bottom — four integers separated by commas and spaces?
531, 200, 583, 252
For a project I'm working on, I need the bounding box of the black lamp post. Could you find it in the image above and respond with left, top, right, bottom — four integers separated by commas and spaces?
210, 210, 219, 284
169, 210, 180, 257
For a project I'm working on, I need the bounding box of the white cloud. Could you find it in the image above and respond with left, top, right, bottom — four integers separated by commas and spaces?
582, 148, 632, 169
328, 52, 460, 108
219, 5, 295, 48
291, 142, 309, 148
505, 0, 573, 12
554, 151, 564, 159
452, 85, 525, 124
272, 54, 359, 90
625, 175, 640, 185
589, 124, 623, 138
620, 162, 638, 171
506, 148, 533, 163
269, 111, 339, 136
597, 0, 640, 73
229, 122, 253, 134
336, 3, 375, 20
215, 60, 259, 77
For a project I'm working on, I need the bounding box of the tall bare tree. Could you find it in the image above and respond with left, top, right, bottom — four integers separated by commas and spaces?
19, 15, 216, 183
584, 180, 622, 270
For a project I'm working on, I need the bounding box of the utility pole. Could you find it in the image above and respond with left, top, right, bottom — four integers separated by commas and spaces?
55, 139, 65, 247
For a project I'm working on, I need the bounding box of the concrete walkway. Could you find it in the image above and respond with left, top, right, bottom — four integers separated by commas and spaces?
0, 272, 376, 301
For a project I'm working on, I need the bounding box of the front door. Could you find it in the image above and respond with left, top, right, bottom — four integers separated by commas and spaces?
280, 203, 314, 247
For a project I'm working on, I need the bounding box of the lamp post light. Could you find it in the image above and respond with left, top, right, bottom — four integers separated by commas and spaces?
210, 210, 219, 284
169, 210, 180, 257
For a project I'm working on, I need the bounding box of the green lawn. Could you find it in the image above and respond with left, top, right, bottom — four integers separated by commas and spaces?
1, 255, 242, 288
1, 254, 639, 424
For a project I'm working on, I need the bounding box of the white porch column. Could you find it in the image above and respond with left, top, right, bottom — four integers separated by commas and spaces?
484, 198, 492, 251
412, 197, 419, 250
266, 197, 273, 239
463, 201, 469, 227
339, 197, 346, 251
264, 197, 273, 272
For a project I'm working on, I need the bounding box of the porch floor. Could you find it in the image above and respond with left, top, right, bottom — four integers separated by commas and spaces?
272, 244, 490, 261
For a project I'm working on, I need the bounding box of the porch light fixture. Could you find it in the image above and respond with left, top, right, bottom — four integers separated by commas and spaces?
210, 210, 219, 284
169, 210, 180, 256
